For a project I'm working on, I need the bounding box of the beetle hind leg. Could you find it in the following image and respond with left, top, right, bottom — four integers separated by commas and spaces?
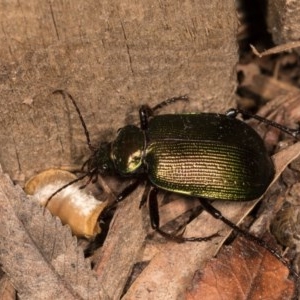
198, 198, 299, 279
226, 108, 300, 139
154, 226, 219, 243
148, 188, 219, 243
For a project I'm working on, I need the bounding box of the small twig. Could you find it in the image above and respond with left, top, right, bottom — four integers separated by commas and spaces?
250, 41, 300, 58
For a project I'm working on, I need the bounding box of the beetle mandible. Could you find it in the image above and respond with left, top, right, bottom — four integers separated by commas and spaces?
49, 90, 300, 278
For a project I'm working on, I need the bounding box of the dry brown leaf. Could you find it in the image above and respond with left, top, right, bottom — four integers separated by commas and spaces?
258, 92, 300, 123
186, 237, 295, 300
95, 185, 147, 299
272, 142, 300, 183
237, 63, 260, 87
0, 275, 16, 300
0, 166, 108, 300
238, 71, 300, 100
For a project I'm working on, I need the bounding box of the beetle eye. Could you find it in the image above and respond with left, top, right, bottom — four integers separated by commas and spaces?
102, 164, 108, 170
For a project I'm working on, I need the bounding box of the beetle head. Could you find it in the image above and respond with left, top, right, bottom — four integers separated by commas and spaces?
86, 142, 115, 175
84, 125, 145, 177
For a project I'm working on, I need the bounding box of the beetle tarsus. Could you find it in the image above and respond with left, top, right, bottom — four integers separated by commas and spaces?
154, 227, 220, 243
139, 96, 190, 131
182, 231, 221, 242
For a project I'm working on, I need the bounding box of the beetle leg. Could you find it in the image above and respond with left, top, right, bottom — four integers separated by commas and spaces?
139, 96, 189, 131
226, 108, 300, 139
148, 188, 219, 242
139, 182, 151, 208
198, 198, 299, 279
116, 180, 140, 202
116, 180, 152, 207
148, 187, 160, 229
139, 105, 152, 131
150, 95, 189, 112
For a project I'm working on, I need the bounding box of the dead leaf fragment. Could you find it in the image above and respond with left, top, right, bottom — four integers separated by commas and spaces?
0, 166, 108, 299
0, 275, 16, 300
187, 237, 295, 300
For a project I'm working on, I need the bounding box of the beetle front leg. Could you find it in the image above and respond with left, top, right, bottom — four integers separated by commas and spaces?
116, 180, 140, 202
139, 182, 151, 208
148, 188, 219, 242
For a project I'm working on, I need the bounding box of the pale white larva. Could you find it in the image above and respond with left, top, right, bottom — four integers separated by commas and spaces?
25, 169, 108, 239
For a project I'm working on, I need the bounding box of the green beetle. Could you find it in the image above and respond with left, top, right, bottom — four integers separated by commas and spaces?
102, 113, 275, 201
50, 91, 300, 278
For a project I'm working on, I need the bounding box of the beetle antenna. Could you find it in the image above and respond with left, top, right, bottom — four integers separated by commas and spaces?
53, 90, 95, 152
44, 173, 89, 211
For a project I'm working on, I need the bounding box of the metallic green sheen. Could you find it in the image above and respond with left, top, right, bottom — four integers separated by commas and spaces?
111, 125, 144, 175
144, 113, 274, 201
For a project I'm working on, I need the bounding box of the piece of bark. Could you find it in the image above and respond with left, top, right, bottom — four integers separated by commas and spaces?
267, 0, 300, 53
0, 1, 239, 298
0, 0, 238, 182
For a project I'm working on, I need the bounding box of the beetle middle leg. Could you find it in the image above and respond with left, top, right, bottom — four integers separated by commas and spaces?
151, 95, 189, 112
148, 187, 220, 242
139, 96, 189, 131
198, 198, 299, 279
